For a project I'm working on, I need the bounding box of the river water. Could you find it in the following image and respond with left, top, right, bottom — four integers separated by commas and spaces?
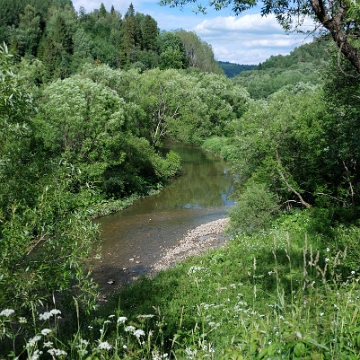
91, 141, 235, 295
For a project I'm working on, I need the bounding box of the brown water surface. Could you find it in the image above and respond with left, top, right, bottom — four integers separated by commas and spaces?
91, 140, 235, 295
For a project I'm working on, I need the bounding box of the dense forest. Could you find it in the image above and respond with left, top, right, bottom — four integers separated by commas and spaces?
218, 61, 255, 78
1, 0, 360, 358
233, 39, 329, 98
0, 0, 223, 77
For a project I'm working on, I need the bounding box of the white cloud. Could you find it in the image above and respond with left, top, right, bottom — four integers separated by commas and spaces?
194, 14, 283, 34
192, 14, 313, 64
71, 1, 314, 64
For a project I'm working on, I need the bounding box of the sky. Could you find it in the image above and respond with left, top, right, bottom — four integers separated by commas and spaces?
71, 0, 315, 65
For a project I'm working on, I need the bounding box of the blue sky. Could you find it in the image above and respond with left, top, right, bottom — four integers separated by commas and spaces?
72, 0, 314, 64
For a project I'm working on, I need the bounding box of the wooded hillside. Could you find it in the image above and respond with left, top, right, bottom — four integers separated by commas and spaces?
218, 61, 255, 77
0, 0, 223, 79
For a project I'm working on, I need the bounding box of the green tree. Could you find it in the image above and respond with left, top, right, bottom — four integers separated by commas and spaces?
52, 14, 73, 55
229, 182, 279, 233
37, 5, 78, 78
161, 0, 360, 73
319, 54, 360, 207
158, 31, 188, 69
121, 4, 142, 65
0, 0, 72, 43
141, 15, 159, 51
99, 2, 107, 17
175, 29, 223, 74
38, 35, 59, 79
228, 83, 325, 208
0, 43, 99, 312
16, 4, 42, 56
35, 75, 128, 186
119, 68, 249, 145
0, 0, 25, 42
71, 27, 93, 71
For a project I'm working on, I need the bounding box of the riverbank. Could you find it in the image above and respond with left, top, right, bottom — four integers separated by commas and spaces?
94, 217, 231, 299
150, 217, 230, 274
89, 187, 163, 219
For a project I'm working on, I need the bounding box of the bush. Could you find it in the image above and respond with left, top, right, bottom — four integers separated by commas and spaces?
229, 182, 280, 233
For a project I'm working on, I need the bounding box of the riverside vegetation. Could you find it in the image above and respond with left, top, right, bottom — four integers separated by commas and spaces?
1, 0, 360, 358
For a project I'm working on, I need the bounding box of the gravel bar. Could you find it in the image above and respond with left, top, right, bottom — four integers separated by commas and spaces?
150, 217, 230, 274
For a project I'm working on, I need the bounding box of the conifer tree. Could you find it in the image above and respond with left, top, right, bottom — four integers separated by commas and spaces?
141, 15, 158, 51
18, 5, 41, 56
121, 3, 142, 64
52, 14, 73, 55
99, 3, 107, 17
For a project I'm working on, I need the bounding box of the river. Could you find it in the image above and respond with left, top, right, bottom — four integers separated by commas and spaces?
91, 140, 235, 296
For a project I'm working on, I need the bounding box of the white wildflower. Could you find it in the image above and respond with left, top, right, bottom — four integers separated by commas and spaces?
43, 341, 53, 348
152, 350, 161, 360
320, 312, 324, 316
18, 317, 27, 324
351, 271, 355, 275
79, 339, 89, 346
30, 349, 43, 360
187, 266, 202, 274
108, 314, 115, 318
326, 248, 330, 252
117, 316, 127, 324
125, 325, 136, 333
50, 309, 61, 316
41, 328, 52, 336
185, 347, 197, 356
47, 348, 67, 356
98, 341, 112, 350
38, 309, 61, 321
0, 309, 14, 317
27, 335, 42, 347
39, 312, 52, 321
123, 344, 128, 349
325, 258, 330, 262
133, 329, 145, 338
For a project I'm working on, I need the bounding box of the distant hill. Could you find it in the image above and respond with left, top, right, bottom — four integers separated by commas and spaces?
232, 38, 331, 99
255, 38, 329, 70
218, 61, 256, 78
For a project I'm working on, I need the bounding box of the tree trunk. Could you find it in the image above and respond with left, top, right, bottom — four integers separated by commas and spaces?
309, 0, 360, 73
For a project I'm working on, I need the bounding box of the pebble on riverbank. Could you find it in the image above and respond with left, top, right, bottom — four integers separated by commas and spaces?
150, 217, 230, 274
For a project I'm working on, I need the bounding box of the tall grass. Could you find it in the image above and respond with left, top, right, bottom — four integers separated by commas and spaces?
1, 210, 360, 359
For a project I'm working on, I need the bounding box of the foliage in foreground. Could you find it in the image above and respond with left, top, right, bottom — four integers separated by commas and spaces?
2, 210, 360, 359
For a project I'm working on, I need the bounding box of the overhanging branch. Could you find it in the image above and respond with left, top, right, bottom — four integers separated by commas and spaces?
276, 149, 312, 209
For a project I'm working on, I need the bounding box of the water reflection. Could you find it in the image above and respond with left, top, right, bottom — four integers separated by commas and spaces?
91, 140, 235, 295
